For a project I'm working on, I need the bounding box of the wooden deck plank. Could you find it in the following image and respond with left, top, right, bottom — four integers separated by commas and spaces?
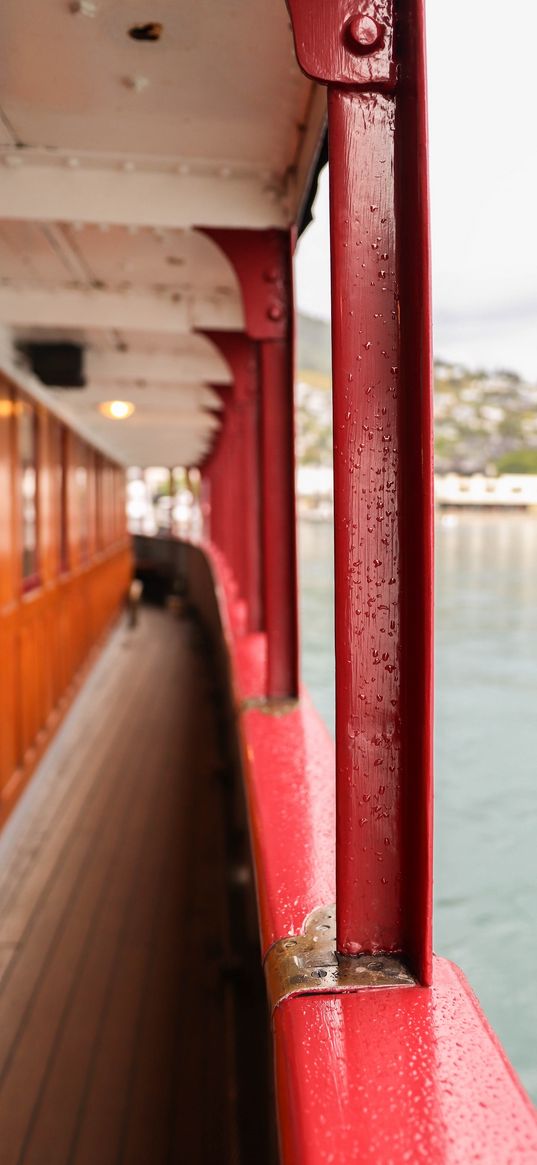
68, 762, 185, 1164
122, 669, 232, 1165
0, 641, 164, 1163
0, 628, 128, 915
0, 608, 234, 1165
1, 670, 166, 1163
0, 653, 157, 1086
0, 633, 150, 942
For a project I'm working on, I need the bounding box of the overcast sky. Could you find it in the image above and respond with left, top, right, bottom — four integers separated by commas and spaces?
296, 0, 537, 381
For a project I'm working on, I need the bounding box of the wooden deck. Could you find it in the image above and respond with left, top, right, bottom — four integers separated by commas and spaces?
0, 605, 239, 1165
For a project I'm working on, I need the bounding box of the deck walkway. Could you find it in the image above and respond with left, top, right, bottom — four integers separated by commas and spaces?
0, 606, 235, 1165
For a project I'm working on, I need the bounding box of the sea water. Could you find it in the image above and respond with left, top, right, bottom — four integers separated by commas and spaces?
299, 512, 537, 1101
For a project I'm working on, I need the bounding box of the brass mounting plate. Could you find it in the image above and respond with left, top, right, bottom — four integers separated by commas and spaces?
264, 905, 416, 1012
240, 696, 298, 717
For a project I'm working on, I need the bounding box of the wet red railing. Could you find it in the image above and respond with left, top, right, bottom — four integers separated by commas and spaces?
196, 0, 537, 1156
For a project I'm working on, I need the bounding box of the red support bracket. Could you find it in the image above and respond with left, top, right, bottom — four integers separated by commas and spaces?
201, 229, 292, 342
287, 0, 433, 982
287, 0, 395, 89
200, 229, 299, 700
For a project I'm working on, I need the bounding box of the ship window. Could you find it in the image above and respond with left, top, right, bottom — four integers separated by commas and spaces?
95, 453, 103, 550
19, 399, 39, 587
59, 426, 69, 572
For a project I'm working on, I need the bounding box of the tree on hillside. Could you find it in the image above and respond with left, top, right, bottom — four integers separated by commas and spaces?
496, 448, 537, 474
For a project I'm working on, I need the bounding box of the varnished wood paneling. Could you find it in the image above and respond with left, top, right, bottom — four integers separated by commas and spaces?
0, 371, 132, 827
0, 620, 18, 791
0, 384, 17, 607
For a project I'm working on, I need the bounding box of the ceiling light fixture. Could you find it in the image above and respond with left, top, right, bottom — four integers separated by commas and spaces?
99, 400, 135, 420
0, 400, 24, 419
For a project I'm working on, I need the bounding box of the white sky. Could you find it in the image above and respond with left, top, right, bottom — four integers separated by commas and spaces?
295, 0, 537, 381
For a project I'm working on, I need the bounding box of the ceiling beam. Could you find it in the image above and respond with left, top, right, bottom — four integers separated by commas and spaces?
0, 162, 287, 230
85, 348, 231, 385
0, 287, 242, 332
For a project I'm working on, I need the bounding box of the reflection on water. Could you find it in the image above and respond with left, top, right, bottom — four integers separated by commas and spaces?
298, 513, 537, 1101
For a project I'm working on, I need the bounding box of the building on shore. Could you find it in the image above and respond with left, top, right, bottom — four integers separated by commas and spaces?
296, 467, 537, 517
296, 464, 333, 519
435, 473, 537, 510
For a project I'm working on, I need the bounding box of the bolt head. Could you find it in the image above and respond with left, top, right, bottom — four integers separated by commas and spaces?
124, 74, 150, 93
70, 0, 98, 16
263, 266, 280, 284
347, 14, 384, 53
267, 303, 284, 322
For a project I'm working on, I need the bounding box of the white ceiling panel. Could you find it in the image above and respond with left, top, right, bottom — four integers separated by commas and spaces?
0, 224, 240, 298
59, 224, 242, 294
0, 0, 325, 466
0, 0, 309, 171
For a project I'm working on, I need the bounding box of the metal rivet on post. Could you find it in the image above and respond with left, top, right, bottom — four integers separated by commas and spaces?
267, 303, 284, 322
346, 14, 384, 53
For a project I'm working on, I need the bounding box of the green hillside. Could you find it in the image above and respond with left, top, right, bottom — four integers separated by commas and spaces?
296, 313, 537, 474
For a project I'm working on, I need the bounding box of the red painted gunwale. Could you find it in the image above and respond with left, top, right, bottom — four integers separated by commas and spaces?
275, 962, 537, 1164
205, 542, 537, 1163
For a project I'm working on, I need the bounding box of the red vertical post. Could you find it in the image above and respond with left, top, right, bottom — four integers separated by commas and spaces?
287, 0, 433, 982
201, 387, 238, 574
258, 333, 298, 699
201, 229, 299, 699
242, 361, 264, 633
201, 392, 226, 554
202, 332, 263, 633
200, 450, 216, 543
168, 467, 175, 535
199, 469, 211, 541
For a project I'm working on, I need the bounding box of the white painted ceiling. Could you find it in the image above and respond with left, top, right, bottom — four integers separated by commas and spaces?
0, 0, 325, 467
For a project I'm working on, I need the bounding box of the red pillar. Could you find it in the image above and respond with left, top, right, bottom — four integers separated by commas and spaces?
201, 332, 263, 634
202, 229, 299, 700
287, 0, 433, 982
258, 334, 298, 700
202, 388, 238, 576
199, 470, 211, 541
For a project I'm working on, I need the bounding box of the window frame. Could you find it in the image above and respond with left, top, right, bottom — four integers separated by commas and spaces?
19, 396, 41, 594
